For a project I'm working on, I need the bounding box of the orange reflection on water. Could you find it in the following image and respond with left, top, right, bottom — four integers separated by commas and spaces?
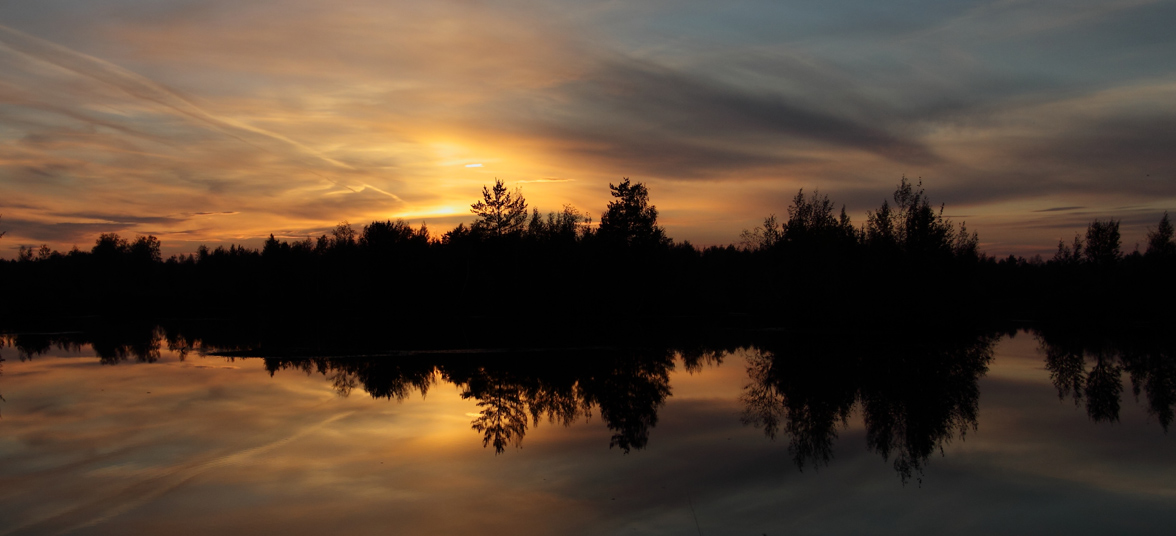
2, 335, 1176, 535
0, 344, 743, 535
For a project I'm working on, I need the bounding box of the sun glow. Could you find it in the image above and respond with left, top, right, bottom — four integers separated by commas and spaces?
392, 205, 468, 220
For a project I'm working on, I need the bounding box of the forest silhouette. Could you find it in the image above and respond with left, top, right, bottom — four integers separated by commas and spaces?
3, 177, 1173, 330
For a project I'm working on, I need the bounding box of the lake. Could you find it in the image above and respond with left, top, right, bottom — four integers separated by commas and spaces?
1, 326, 1173, 535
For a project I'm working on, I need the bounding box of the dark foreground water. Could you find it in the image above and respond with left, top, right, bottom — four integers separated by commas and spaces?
1, 329, 1174, 535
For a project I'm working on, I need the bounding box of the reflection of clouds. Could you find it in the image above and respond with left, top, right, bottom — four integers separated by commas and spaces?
1, 340, 1175, 533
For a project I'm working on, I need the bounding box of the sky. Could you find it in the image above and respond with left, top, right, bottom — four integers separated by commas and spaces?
1, 0, 1174, 258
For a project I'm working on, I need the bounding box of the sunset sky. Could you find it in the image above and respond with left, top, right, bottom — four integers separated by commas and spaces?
1, 0, 1173, 258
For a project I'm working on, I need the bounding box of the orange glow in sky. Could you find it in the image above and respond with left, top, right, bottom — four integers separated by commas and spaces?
1, 1, 1173, 258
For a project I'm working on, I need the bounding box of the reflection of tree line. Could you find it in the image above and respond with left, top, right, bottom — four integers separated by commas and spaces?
7, 326, 161, 364
740, 330, 1000, 483
5, 323, 1176, 481
1036, 324, 1176, 430
4, 321, 258, 365
1, 336, 6, 417
263, 348, 701, 453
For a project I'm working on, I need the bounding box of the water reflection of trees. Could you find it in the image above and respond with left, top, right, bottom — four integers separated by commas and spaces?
740, 330, 1000, 483
8, 319, 1174, 475
8, 325, 161, 364
264, 348, 682, 453
7, 321, 257, 364
1, 336, 7, 417
264, 329, 1001, 477
1037, 324, 1176, 430
3, 320, 725, 454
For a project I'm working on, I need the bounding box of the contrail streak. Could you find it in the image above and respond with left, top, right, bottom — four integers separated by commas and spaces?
0, 23, 398, 198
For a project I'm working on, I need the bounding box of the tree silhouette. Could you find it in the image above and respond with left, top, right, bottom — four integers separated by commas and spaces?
1146, 212, 1175, 260
91, 233, 129, 259
1083, 219, 1121, 266
866, 198, 897, 248
739, 214, 781, 251
864, 177, 976, 258
129, 235, 162, 263
1053, 234, 1084, 266
598, 178, 667, 247
360, 219, 430, 251
525, 205, 589, 242
471, 179, 528, 237
783, 190, 849, 243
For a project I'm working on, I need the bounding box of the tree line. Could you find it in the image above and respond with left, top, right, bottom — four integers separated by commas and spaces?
1, 178, 1173, 327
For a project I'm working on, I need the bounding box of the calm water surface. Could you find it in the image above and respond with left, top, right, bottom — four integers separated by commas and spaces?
1, 331, 1174, 535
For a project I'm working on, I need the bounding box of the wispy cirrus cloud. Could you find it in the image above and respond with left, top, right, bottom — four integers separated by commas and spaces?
0, 0, 1173, 257
536, 59, 941, 168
